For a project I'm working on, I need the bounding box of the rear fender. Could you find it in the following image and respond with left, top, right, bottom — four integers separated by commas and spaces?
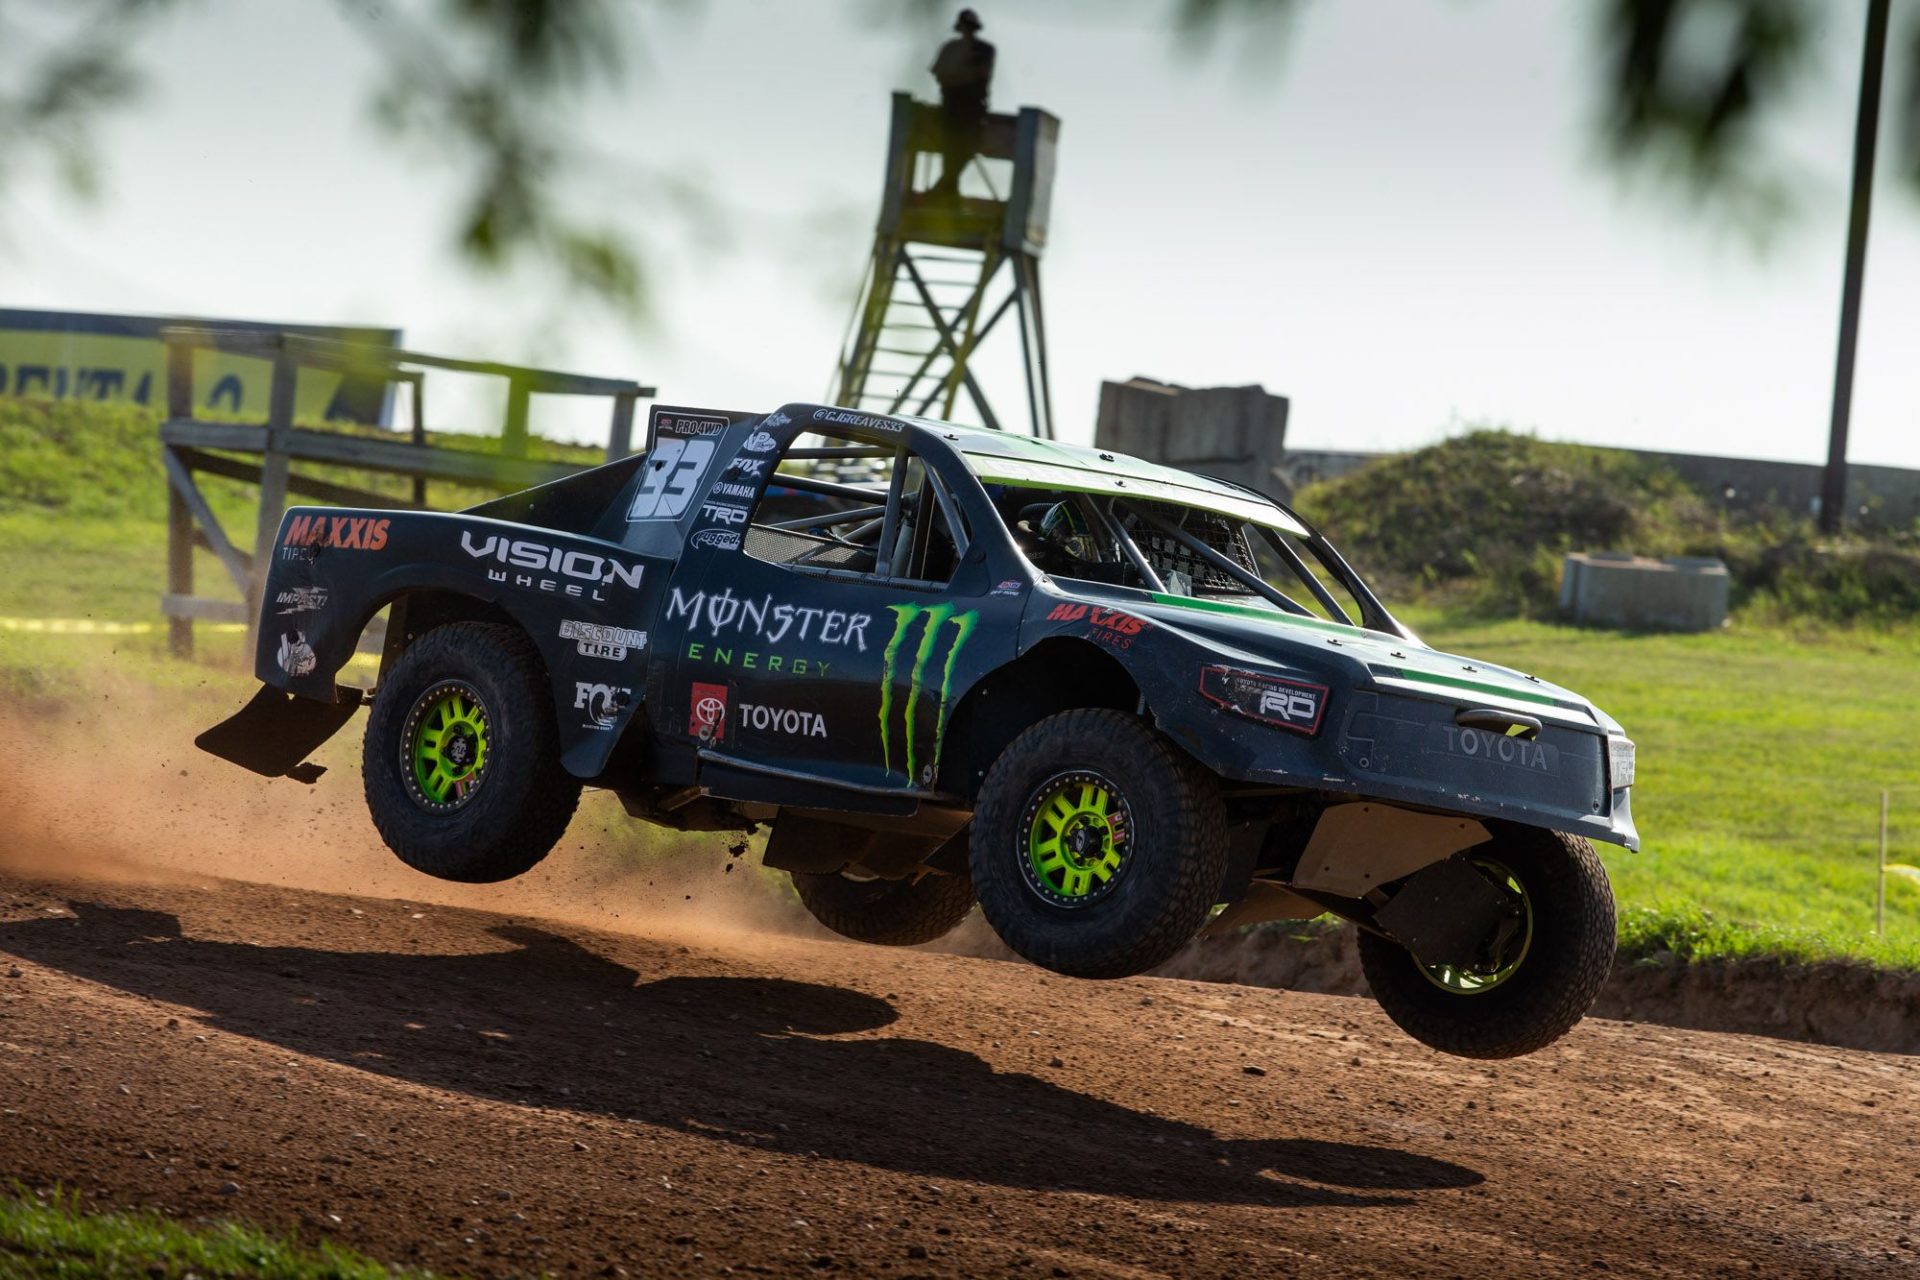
256, 507, 673, 780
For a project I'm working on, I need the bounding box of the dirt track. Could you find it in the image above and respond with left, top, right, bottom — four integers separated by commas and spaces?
0, 692, 1916, 1276
3, 867, 1919, 1279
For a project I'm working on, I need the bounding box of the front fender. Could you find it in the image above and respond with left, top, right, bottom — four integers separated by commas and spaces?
1021, 586, 1638, 850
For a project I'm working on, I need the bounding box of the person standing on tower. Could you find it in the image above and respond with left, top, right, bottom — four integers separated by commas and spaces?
928, 8, 995, 201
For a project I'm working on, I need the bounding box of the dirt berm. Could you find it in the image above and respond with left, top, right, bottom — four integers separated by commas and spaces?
1137, 921, 1920, 1057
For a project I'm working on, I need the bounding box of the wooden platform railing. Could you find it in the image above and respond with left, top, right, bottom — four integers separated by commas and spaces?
161, 327, 654, 658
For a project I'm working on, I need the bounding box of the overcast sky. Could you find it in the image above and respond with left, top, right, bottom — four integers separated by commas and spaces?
6, 0, 1917, 468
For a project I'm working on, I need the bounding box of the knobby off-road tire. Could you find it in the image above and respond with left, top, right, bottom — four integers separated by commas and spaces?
790, 870, 977, 946
971, 709, 1227, 980
1358, 826, 1616, 1059
363, 622, 581, 883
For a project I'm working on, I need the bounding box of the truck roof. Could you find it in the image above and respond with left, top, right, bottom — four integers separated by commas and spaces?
769, 403, 1307, 535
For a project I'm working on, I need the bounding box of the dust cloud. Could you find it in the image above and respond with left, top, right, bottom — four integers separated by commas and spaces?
0, 685, 811, 950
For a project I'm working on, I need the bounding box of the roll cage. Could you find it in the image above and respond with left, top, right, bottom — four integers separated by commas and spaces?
743, 416, 1409, 639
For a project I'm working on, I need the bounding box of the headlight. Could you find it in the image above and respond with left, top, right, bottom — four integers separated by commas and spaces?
1199, 665, 1329, 736
1608, 735, 1636, 789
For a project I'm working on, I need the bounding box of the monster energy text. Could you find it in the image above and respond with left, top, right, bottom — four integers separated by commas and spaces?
878, 602, 978, 786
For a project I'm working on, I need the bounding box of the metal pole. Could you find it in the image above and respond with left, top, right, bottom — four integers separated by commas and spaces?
1821, 0, 1890, 536
1878, 789, 1889, 936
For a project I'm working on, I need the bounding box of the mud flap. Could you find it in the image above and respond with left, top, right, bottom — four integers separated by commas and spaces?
195, 684, 365, 783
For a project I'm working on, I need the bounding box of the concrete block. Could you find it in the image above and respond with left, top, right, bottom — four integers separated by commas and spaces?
1095, 378, 1290, 498
1560, 552, 1730, 632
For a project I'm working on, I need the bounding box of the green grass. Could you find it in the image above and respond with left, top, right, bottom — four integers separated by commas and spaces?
1408, 606, 1920, 967
0, 1189, 422, 1279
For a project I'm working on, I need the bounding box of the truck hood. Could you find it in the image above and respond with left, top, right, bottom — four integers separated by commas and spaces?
1129, 592, 1614, 733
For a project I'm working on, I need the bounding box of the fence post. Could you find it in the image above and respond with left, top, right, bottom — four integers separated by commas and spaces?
166, 465, 193, 658
503, 376, 531, 459
165, 332, 193, 421
608, 390, 637, 460
1878, 790, 1889, 936
249, 344, 298, 654
164, 332, 195, 655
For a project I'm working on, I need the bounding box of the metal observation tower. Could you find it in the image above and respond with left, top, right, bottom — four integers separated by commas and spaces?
831, 92, 1060, 439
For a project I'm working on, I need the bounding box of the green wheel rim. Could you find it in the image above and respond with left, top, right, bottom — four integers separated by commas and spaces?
401, 680, 491, 812
1020, 769, 1133, 908
1417, 856, 1534, 995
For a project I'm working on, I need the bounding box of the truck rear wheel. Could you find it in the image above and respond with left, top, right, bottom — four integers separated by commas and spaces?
1358, 827, 1615, 1059
790, 869, 977, 946
970, 709, 1226, 979
363, 622, 580, 883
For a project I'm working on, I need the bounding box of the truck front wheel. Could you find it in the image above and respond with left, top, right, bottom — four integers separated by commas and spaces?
363, 621, 580, 883
970, 709, 1227, 979
1358, 826, 1616, 1059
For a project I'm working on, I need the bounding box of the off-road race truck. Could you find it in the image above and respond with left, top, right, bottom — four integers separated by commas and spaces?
200, 402, 1638, 1059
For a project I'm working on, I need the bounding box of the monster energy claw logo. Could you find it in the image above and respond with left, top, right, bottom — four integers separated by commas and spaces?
879, 603, 978, 785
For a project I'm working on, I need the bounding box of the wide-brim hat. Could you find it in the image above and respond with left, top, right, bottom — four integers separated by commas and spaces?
955, 8, 983, 32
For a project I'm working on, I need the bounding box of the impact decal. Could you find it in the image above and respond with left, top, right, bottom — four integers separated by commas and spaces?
689, 529, 742, 552
666, 588, 871, 650
276, 630, 317, 676
628, 434, 719, 521
689, 682, 728, 743
461, 531, 645, 601
559, 619, 646, 661
574, 682, 632, 731
736, 702, 828, 738
274, 586, 328, 615
879, 602, 978, 786
762, 411, 792, 429
282, 514, 389, 551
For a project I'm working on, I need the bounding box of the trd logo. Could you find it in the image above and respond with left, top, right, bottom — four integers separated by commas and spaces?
878, 603, 978, 786
1046, 602, 1148, 635
1198, 666, 1328, 736
574, 682, 632, 731
283, 515, 389, 551
1258, 687, 1321, 724
688, 682, 728, 743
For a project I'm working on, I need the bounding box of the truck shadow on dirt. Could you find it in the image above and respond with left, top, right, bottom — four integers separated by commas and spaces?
2, 900, 1484, 1209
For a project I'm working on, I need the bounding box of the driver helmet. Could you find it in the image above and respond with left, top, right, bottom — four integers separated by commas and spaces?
1038, 501, 1104, 563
